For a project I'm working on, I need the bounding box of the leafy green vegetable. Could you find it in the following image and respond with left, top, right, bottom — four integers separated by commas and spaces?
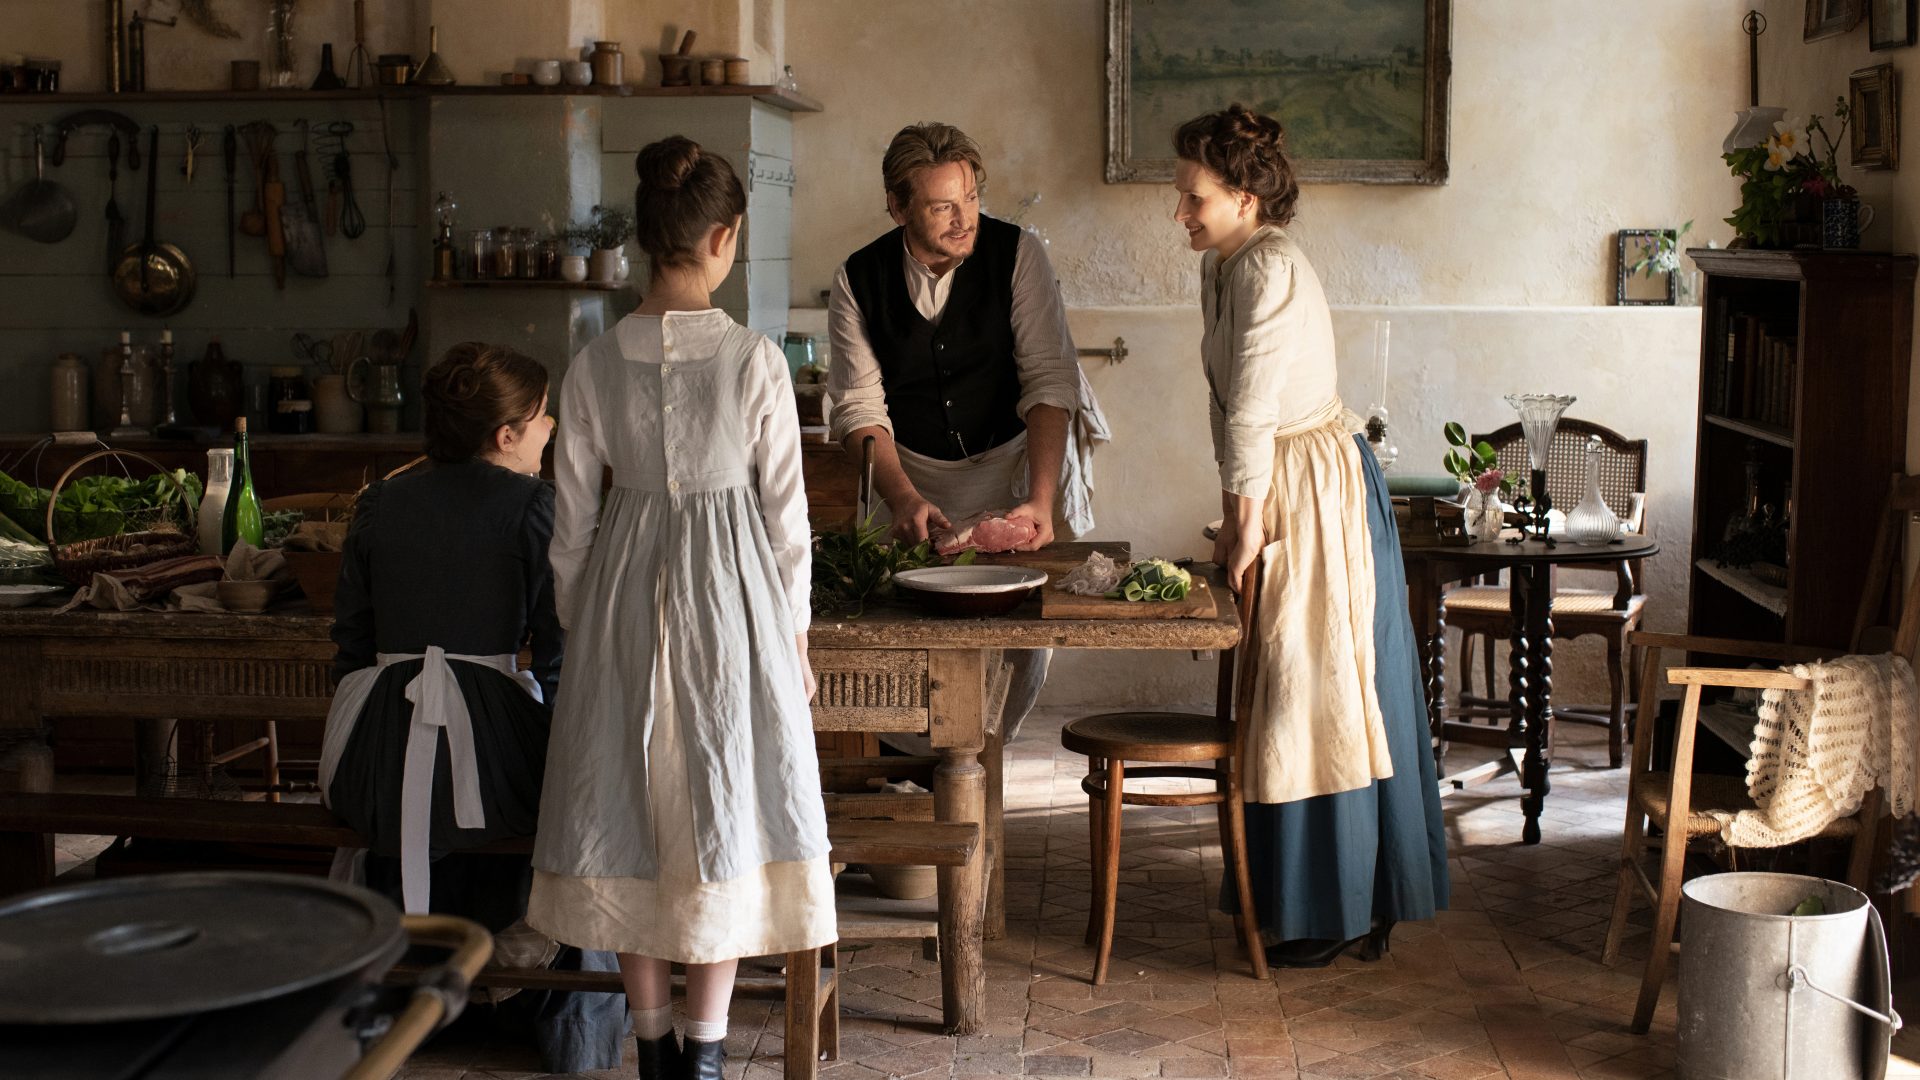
810, 513, 970, 617
1106, 558, 1192, 602
0, 467, 202, 543
1790, 895, 1826, 917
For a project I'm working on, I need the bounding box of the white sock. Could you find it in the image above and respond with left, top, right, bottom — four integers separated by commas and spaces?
634, 1004, 674, 1041
683, 1016, 728, 1044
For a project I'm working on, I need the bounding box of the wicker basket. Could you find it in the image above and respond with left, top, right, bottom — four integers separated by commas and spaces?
46, 450, 198, 587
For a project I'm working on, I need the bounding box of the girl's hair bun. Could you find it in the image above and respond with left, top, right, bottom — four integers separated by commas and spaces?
637, 135, 701, 192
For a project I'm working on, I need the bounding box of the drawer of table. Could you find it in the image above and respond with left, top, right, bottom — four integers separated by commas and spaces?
809, 648, 929, 734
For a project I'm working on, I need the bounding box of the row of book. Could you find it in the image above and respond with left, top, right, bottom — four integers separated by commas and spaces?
1707, 303, 1799, 430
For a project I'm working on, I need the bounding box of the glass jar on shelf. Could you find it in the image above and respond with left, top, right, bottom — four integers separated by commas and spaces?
491, 226, 519, 279
467, 229, 494, 280
537, 238, 561, 279
518, 228, 541, 279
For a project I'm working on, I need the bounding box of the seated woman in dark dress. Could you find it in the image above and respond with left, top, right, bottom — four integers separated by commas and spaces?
321, 341, 624, 1073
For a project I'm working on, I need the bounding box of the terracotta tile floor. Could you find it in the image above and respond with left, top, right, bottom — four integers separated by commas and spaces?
384, 708, 1920, 1080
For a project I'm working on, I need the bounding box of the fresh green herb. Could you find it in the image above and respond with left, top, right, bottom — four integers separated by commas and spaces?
809, 514, 972, 617
1106, 558, 1192, 602
0, 468, 202, 544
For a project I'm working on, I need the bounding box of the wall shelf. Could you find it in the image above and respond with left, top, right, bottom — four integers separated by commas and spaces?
0, 84, 822, 111
1703, 413, 1795, 449
1694, 559, 1788, 618
425, 279, 627, 292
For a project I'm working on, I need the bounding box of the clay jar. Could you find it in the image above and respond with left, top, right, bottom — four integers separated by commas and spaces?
589, 41, 623, 86
312, 373, 363, 434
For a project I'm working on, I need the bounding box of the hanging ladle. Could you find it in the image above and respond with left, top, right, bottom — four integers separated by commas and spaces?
5, 128, 78, 244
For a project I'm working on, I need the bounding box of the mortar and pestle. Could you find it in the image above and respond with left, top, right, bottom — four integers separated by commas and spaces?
659, 30, 697, 87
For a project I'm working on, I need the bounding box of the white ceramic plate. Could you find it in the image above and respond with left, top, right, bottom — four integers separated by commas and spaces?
892, 566, 1048, 594
0, 584, 65, 608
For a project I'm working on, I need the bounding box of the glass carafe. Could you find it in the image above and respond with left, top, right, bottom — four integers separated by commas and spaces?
1565, 436, 1623, 544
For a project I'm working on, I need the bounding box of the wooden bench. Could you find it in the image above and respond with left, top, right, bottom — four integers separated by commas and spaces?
0, 791, 978, 1080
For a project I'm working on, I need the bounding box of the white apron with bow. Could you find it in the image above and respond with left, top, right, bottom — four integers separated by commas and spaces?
319, 647, 540, 913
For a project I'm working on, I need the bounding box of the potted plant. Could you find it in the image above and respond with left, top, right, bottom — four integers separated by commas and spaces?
566, 205, 636, 283
1723, 99, 1851, 249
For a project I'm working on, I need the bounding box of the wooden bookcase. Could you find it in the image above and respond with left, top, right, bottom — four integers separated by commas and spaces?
1687, 248, 1916, 650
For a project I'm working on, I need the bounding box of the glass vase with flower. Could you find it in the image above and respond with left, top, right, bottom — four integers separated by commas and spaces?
1443, 422, 1512, 543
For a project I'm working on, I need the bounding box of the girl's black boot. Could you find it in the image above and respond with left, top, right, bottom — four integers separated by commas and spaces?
636, 1033, 682, 1080
683, 1037, 726, 1080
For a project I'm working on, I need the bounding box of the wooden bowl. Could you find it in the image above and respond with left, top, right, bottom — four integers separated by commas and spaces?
869, 864, 938, 900
217, 579, 278, 614
892, 565, 1047, 617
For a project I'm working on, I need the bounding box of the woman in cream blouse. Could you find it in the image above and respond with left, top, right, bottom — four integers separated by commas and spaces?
1174, 105, 1448, 967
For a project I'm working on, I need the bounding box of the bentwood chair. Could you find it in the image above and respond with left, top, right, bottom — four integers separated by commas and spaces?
1447, 419, 1650, 766
1060, 563, 1266, 984
1602, 473, 1920, 1033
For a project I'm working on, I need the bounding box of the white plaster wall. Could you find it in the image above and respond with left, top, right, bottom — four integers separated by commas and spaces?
781, 1, 1738, 709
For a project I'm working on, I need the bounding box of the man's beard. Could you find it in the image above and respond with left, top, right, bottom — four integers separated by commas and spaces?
909, 218, 976, 262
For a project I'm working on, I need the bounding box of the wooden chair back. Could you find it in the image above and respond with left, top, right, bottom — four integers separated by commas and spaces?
1476, 417, 1650, 601
1852, 473, 1920, 659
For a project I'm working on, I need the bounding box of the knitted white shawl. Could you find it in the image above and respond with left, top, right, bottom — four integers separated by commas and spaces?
1720, 654, 1920, 847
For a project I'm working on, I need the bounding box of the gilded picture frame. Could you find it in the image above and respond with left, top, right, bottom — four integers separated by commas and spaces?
1805, 0, 1865, 41
1851, 63, 1900, 169
1870, 0, 1917, 49
1104, 0, 1453, 185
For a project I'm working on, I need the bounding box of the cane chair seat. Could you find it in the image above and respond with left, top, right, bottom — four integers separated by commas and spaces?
1445, 585, 1645, 620
1631, 772, 1860, 839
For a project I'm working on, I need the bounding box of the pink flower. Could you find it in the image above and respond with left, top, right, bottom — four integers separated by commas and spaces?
1474, 469, 1503, 495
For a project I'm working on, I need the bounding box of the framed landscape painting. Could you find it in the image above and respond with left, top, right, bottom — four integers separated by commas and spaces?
1105, 0, 1452, 185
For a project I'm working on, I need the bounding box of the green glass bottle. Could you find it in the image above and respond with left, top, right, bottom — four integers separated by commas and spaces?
220, 416, 265, 553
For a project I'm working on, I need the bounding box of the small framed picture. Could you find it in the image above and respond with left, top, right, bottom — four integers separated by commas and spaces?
1615, 230, 1676, 306
1807, 0, 1865, 40
1871, 0, 1916, 48
1851, 64, 1900, 169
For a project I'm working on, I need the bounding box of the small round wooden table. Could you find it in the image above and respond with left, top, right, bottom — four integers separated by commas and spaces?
1401, 533, 1661, 844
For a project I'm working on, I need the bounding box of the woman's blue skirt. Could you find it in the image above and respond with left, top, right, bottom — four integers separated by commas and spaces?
1227, 435, 1450, 941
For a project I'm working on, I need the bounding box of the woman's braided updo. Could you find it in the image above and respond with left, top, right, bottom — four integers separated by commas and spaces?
1173, 104, 1299, 227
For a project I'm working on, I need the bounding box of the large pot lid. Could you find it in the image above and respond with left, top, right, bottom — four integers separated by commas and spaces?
0, 872, 404, 1024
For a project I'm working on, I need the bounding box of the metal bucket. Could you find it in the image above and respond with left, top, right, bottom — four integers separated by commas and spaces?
1677, 872, 1900, 1080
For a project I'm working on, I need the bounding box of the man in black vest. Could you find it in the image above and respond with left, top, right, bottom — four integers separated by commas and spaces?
827, 122, 1079, 743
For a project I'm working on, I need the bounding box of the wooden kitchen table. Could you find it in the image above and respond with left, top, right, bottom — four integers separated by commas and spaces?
0, 585, 1240, 1035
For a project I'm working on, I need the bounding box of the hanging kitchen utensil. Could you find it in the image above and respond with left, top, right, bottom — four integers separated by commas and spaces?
5, 129, 78, 244
239, 121, 271, 238
103, 132, 125, 275
377, 94, 398, 303
281, 119, 328, 278
222, 124, 236, 276
318, 121, 364, 239
50, 109, 141, 168
180, 124, 201, 185
112, 126, 196, 317
263, 149, 287, 289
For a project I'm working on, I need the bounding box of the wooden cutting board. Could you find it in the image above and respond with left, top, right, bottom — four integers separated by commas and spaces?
968, 541, 1130, 578
1040, 576, 1221, 620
